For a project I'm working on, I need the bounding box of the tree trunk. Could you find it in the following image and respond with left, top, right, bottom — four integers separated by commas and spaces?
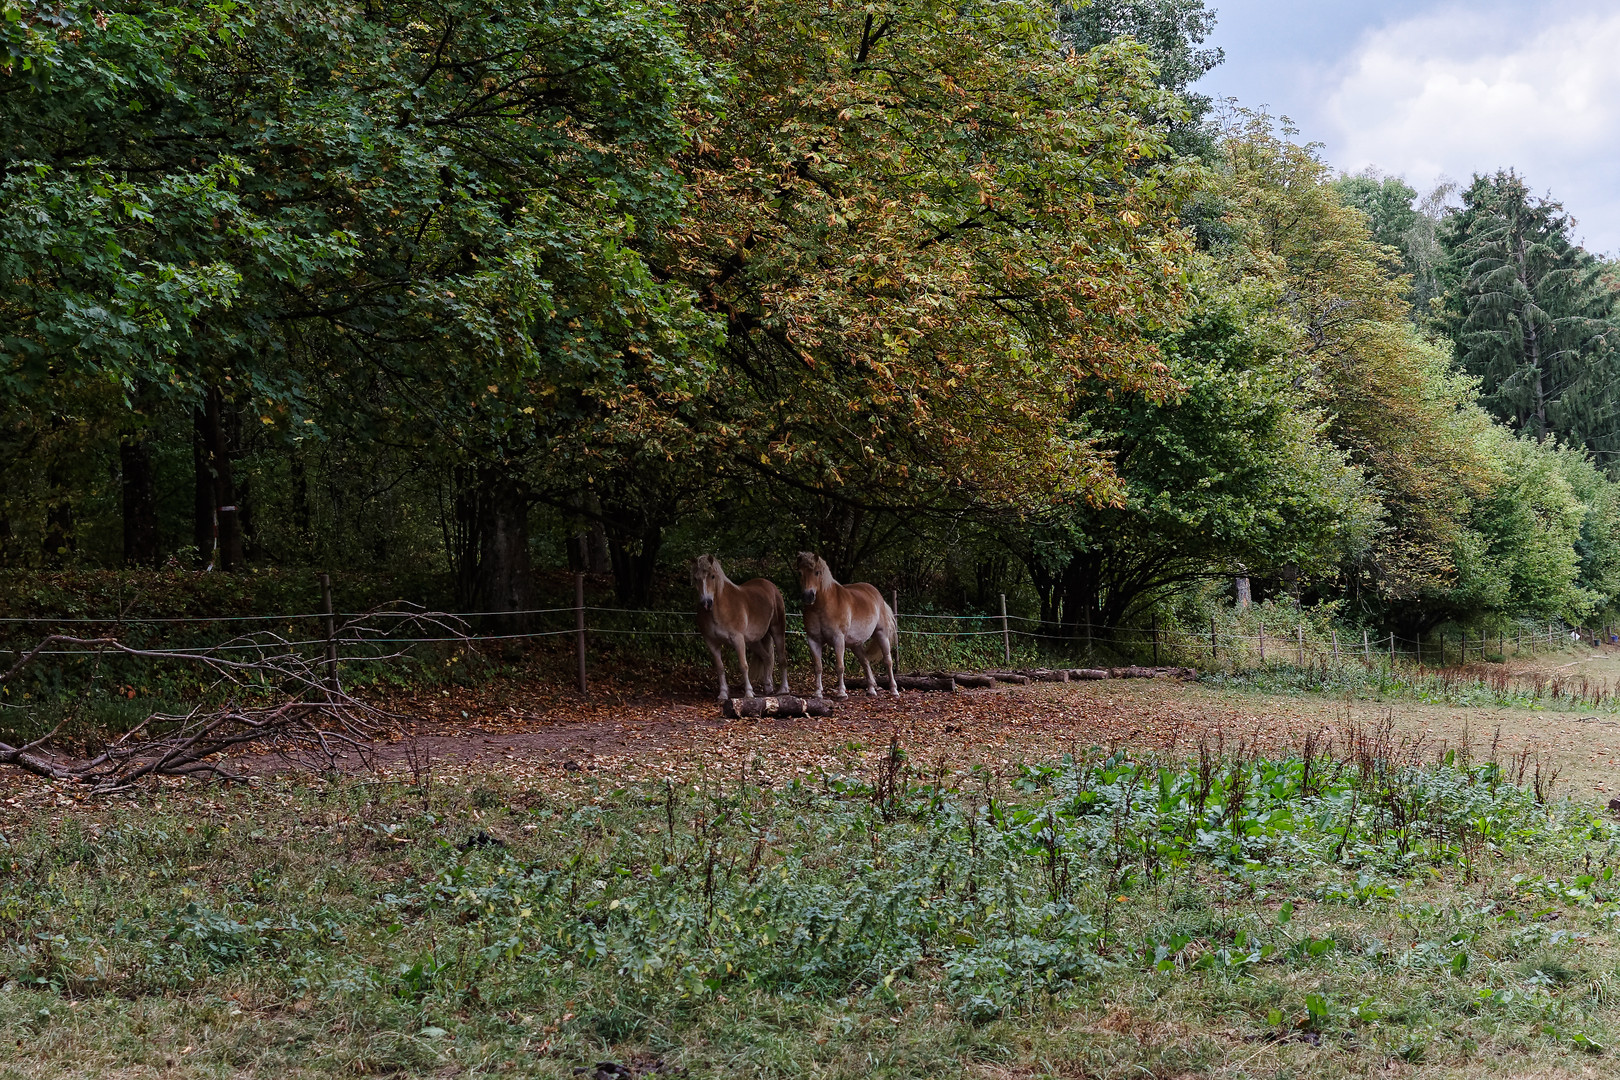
450, 464, 534, 632
565, 494, 611, 574
1234, 576, 1252, 609
290, 448, 312, 553
607, 521, 663, 608
1516, 228, 1548, 443
476, 468, 533, 631
193, 409, 215, 567
119, 430, 159, 566
192, 388, 243, 570
42, 456, 73, 567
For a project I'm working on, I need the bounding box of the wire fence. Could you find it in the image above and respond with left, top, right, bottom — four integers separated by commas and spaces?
3, 582, 1607, 684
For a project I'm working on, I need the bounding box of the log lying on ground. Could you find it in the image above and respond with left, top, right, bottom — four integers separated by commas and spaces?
982, 671, 1032, 684
948, 672, 998, 689
1110, 665, 1198, 680
1018, 668, 1071, 683
721, 695, 832, 719
1068, 668, 1111, 680
900, 674, 958, 692
838, 674, 958, 692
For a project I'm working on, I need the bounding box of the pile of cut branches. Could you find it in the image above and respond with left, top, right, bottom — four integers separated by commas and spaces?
0, 606, 466, 792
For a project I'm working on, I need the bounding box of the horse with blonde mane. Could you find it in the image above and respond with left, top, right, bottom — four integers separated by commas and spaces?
691, 555, 789, 701
795, 552, 898, 699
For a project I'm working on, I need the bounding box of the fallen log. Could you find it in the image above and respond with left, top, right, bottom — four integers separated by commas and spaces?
982, 671, 1031, 685
721, 695, 833, 719
1019, 668, 1070, 683
1108, 665, 1199, 680
837, 674, 958, 692
1068, 668, 1110, 681
948, 672, 998, 689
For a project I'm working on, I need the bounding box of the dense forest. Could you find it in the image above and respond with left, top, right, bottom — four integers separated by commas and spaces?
5, 0, 1620, 645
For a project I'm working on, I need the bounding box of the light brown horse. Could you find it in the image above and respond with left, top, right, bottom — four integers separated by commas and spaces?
692, 555, 789, 701
795, 552, 898, 699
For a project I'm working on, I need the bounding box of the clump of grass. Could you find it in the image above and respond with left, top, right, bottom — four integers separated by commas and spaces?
2, 737, 1618, 1077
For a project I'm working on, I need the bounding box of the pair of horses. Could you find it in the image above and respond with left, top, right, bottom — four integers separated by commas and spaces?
691, 553, 898, 701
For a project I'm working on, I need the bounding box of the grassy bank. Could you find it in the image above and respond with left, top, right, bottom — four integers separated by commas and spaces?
3, 737, 1620, 1078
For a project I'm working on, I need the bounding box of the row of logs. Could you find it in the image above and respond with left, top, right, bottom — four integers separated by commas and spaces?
721, 665, 1198, 716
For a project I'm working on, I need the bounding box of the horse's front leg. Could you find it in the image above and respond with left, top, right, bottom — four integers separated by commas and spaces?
732, 633, 755, 698
806, 636, 826, 699
707, 638, 731, 702
832, 633, 849, 699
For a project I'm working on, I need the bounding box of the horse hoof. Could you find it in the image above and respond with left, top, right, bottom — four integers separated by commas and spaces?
866, 687, 878, 697
890, 689, 900, 698
834, 690, 848, 700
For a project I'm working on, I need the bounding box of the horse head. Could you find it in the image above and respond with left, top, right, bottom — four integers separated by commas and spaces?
691, 554, 723, 612
795, 551, 831, 606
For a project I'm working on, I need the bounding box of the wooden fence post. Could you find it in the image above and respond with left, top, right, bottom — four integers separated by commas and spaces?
1363, 628, 1370, 663
318, 572, 338, 693
1389, 632, 1395, 666
575, 572, 588, 695
1296, 625, 1304, 667
1259, 622, 1266, 663
1211, 613, 1218, 663
1000, 593, 1010, 666
1332, 628, 1339, 665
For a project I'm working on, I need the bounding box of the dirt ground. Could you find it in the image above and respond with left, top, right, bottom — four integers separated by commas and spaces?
358, 674, 1620, 802
6, 667, 1620, 805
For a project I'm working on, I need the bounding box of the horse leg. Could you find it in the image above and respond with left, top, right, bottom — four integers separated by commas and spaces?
760, 634, 777, 694
860, 638, 880, 697
774, 611, 790, 694
832, 632, 849, 699
707, 639, 730, 702
806, 636, 826, 699
878, 628, 899, 697
733, 633, 755, 698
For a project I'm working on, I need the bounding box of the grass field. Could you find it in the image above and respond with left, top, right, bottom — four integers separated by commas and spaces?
5, 669, 1620, 1078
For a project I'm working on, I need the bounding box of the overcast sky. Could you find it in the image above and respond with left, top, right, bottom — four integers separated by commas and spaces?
1196, 0, 1620, 255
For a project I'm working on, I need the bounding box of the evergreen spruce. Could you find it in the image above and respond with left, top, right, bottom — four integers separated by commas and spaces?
1440, 171, 1618, 457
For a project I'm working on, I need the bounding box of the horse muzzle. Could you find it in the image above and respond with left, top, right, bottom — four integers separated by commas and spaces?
801, 589, 817, 606
700, 597, 714, 612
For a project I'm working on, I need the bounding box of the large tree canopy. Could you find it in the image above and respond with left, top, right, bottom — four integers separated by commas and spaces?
6, 0, 1620, 646
663, 0, 1196, 521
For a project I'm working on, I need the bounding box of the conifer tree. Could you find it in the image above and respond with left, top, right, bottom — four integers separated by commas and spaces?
1440, 171, 1618, 455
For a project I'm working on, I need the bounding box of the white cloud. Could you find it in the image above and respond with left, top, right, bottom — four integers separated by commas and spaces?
1321, 3, 1620, 253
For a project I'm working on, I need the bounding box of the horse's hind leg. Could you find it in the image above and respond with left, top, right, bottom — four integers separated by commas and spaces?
707, 639, 731, 702
759, 635, 777, 695
733, 633, 755, 698
774, 614, 790, 694
877, 629, 899, 697
860, 638, 880, 697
